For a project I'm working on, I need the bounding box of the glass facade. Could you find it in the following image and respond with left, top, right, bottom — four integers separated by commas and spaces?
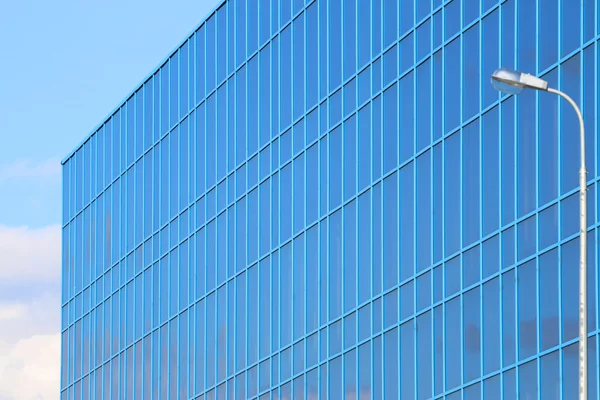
61, 0, 600, 398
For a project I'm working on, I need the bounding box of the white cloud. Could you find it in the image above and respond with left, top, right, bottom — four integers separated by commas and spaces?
0, 159, 61, 184
0, 334, 60, 400
0, 224, 62, 400
0, 225, 61, 284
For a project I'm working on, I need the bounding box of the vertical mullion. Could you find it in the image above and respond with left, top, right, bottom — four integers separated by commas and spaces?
511, 0, 519, 394
556, 0, 565, 392
368, 1, 375, 397
497, 0, 505, 395
534, 1, 542, 399
478, 2, 485, 396
458, 0, 465, 394
412, 0, 419, 392
176, 50, 183, 398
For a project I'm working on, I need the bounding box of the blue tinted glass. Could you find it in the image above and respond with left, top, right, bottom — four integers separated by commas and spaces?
519, 360, 538, 398
319, 0, 328, 98
383, 45, 398, 87
399, 163, 414, 280
358, 0, 371, 68
293, 14, 305, 121
383, 0, 398, 49
417, 19, 431, 61
400, 321, 415, 397
483, 278, 500, 374
384, 289, 398, 328
501, 0, 515, 68
294, 120, 304, 155
206, 16, 216, 94
502, 270, 516, 366
384, 328, 399, 398
399, 73, 414, 163
358, 105, 372, 192
463, 120, 480, 245
399, 32, 414, 75
383, 173, 399, 290
482, 107, 500, 236
432, 51, 442, 140
370, 56, 381, 96
501, 98, 515, 225
400, 0, 414, 34
446, 297, 461, 389
517, 90, 536, 217
247, 58, 259, 158
464, 287, 481, 382
306, 144, 318, 225
383, 84, 398, 174
539, 0, 558, 72
400, 281, 414, 320
372, 0, 382, 56
330, 0, 342, 91
280, 165, 292, 242
293, 155, 305, 234
329, 127, 342, 210
247, 0, 258, 58
280, 0, 291, 26
561, 239, 579, 341
329, 211, 343, 319
417, 312, 432, 398
306, 3, 318, 109
344, 78, 357, 117
344, 116, 357, 201
329, 89, 342, 128
445, 133, 460, 256
236, 0, 246, 66
444, 38, 460, 132
280, 26, 292, 130
416, 62, 431, 148
539, 204, 558, 250
358, 67, 371, 106
445, 0, 460, 39
482, 11, 499, 109
373, 96, 382, 181
343, 0, 357, 80
561, 0, 580, 57
463, 24, 480, 121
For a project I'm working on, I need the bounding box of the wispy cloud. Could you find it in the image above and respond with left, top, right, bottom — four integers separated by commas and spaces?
0, 303, 28, 322
0, 159, 61, 183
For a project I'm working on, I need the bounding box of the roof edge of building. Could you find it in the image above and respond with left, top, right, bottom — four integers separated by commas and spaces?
61, 0, 227, 166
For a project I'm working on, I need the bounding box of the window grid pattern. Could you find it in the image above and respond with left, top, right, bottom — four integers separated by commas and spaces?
61, 0, 600, 399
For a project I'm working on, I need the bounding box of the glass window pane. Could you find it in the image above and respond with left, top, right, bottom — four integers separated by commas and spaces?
384, 328, 399, 398
444, 38, 460, 132
444, 133, 460, 256
464, 287, 481, 382
483, 277, 500, 375
383, 172, 399, 290
446, 297, 461, 390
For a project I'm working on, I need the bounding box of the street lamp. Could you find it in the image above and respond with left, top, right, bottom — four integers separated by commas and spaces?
491, 67, 588, 400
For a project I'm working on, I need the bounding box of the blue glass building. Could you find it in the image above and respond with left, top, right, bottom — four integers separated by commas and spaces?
61, 0, 600, 398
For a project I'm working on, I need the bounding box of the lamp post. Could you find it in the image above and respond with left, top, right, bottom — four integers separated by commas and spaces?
490, 67, 588, 400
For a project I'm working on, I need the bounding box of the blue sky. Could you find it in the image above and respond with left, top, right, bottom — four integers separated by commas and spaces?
0, 1, 220, 398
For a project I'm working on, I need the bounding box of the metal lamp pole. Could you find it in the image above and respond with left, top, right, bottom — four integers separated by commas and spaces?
490, 68, 587, 400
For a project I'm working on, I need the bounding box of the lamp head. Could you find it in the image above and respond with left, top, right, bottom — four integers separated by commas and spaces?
490, 67, 548, 94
